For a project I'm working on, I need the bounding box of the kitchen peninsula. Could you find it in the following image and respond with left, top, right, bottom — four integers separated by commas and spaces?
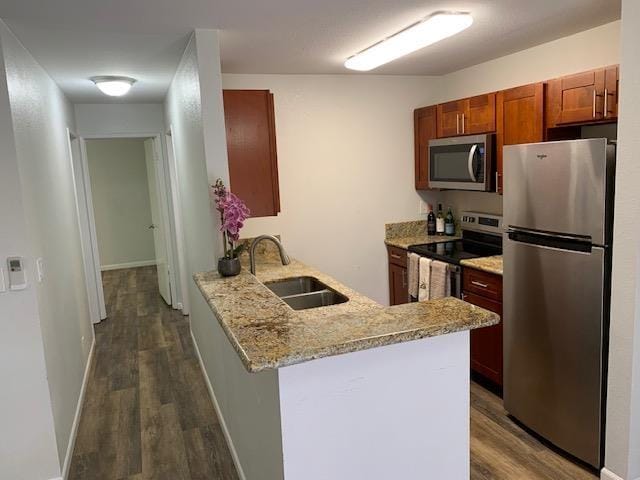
194, 247, 498, 480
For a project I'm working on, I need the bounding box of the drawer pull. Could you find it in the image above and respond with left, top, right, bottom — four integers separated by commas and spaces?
390, 253, 402, 260
471, 280, 489, 288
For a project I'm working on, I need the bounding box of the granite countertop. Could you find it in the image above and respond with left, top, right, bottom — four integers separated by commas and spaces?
460, 255, 503, 276
194, 254, 499, 373
384, 219, 460, 249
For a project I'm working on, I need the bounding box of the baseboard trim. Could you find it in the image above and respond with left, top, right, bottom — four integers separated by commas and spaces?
601, 468, 626, 480
190, 330, 247, 480
100, 260, 156, 271
61, 338, 95, 480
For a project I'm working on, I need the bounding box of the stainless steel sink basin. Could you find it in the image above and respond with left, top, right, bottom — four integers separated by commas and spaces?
264, 276, 326, 297
264, 276, 348, 310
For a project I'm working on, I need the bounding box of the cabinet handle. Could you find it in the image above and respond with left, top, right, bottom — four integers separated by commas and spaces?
461, 113, 465, 134
495, 171, 499, 192
592, 90, 596, 118
390, 253, 402, 260
471, 280, 489, 288
456, 114, 460, 135
402, 269, 407, 288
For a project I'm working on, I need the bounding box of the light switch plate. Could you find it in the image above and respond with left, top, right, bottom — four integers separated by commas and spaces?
36, 257, 44, 283
0, 267, 6, 293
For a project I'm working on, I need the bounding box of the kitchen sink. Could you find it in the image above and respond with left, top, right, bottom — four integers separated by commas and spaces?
264, 276, 348, 310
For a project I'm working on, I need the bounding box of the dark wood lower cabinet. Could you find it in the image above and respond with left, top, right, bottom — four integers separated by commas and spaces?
387, 246, 408, 306
463, 271, 503, 388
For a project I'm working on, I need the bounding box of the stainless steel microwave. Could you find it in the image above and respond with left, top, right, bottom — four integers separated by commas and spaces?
428, 134, 495, 191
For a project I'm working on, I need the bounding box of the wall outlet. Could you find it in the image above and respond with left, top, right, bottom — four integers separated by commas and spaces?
419, 199, 431, 215
0, 267, 6, 293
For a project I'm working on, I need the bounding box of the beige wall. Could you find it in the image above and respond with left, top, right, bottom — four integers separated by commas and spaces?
86, 138, 156, 269
0, 19, 93, 478
222, 74, 440, 304
604, 2, 640, 479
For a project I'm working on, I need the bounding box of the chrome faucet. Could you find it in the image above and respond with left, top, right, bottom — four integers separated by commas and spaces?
249, 235, 291, 275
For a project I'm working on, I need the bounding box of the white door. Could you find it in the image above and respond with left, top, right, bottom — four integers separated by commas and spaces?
144, 138, 171, 305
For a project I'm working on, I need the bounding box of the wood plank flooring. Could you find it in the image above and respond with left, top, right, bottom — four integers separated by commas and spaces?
68, 266, 239, 480
69, 266, 596, 480
470, 382, 597, 480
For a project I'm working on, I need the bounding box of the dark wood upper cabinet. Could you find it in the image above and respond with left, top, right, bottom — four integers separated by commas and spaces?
466, 93, 496, 134
223, 89, 281, 217
436, 93, 496, 138
546, 65, 619, 127
437, 100, 466, 137
414, 106, 437, 190
496, 83, 545, 194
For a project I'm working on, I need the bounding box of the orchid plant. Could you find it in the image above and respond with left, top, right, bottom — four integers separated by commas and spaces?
211, 179, 251, 259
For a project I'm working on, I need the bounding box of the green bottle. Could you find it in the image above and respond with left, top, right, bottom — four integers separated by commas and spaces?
445, 207, 455, 236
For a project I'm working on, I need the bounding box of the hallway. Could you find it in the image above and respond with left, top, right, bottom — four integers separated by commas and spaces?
68, 267, 239, 480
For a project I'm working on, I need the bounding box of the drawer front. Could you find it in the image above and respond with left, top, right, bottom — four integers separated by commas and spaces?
387, 246, 408, 268
463, 268, 502, 301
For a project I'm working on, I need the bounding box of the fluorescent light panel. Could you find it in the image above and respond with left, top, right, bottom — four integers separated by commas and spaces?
91, 76, 136, 96
345, 12, 473, 71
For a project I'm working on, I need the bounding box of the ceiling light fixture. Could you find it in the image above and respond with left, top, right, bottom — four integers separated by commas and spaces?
344, 12, 473, 71
91, 76, 136, 96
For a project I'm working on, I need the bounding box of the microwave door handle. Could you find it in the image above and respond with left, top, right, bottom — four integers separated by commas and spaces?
467, 144, 478, 182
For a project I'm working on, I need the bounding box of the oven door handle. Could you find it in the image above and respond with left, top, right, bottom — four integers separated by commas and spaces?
467, 144, 478, 182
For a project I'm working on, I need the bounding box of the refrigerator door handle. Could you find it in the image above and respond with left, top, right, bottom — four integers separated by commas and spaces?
506, 227, 591, 243
468, 144, 478, 182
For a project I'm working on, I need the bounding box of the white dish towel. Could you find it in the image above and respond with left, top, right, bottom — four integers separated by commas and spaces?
430, 260, 451, 299
407, 252, 420, 301
418, 257, 432, 302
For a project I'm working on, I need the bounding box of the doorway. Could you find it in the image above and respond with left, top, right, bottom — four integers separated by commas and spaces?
69, 133, 179, 322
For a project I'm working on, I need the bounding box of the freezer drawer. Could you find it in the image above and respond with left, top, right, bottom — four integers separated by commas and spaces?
503, 138, 615, 246
503, 236, 605, 468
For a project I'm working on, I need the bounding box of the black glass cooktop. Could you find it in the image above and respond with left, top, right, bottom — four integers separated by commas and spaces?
408, 231, 502, 265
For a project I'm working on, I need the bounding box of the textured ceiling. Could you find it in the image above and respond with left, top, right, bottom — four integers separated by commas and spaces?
0, 0, 621, 102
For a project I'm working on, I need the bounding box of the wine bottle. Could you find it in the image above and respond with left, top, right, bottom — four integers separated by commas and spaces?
427, 204, 436, 236
445, 206, 455, 236
436, 204, 445, 236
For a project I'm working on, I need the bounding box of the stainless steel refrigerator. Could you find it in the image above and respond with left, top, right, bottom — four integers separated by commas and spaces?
503, 138, 616, 468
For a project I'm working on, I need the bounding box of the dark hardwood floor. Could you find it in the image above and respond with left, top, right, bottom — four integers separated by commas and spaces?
69, 266, 596, 480
68, 266, 239, 480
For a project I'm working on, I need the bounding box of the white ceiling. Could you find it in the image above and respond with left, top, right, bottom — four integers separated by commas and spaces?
0, 0, 621, 103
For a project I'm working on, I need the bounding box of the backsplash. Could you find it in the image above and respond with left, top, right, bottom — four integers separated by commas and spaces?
439, 191, 503, 217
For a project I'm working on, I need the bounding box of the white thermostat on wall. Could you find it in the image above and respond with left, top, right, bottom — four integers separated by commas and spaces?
7, 256, 27, 290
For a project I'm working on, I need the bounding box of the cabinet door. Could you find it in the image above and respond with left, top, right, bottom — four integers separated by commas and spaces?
437, 100, 465, 138
388, 263, 408, 306
223, 90, 281, 217
603, 65, 619, 120
496, 83, 544, 194
465, 93, 496, 134
551, 69, 605, 125
414, 106, 437, 190
463, 290, 503, 386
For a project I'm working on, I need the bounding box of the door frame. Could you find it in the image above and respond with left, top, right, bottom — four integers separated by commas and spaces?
74, 131, 184, 319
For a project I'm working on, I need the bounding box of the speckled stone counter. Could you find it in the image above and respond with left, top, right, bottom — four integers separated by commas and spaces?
460, 255, 503, 276
384, 220, 460, 249
194, 256, 499, 373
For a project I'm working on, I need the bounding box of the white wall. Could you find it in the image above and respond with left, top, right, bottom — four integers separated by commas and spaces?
74, 103, 165, 136
164, 30, 285, 480
604, 2, 640, 480
86, 138, 156, 269
0, 25, 61, 480
0, 19, 93, 478
222, 74, 439, 304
